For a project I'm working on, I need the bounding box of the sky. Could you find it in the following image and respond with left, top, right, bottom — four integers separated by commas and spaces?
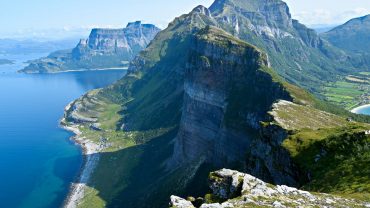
0, 0, 369, 39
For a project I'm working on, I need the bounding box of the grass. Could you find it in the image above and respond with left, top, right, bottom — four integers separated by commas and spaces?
282, 124, 370, 201
359, 72, 370, 76
77, 187, 106, 208
64, 21, 370, 207
324, 77, 370, 109
270, 101, 347, 130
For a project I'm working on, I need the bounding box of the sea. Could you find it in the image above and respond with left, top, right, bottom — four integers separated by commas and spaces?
0, 53, 126, 208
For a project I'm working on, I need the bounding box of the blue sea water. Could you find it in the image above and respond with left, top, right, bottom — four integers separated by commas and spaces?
0, 54, 126, 208
355, 106, 370, 116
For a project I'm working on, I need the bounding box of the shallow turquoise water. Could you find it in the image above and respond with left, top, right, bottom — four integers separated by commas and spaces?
355, 106, 370, 115
0, 54, 126, 208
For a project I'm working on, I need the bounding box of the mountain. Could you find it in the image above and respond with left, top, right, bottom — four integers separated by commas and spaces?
322, 15, 370, 54
61, 1, 370, 207
310, 24, 338, 34
322, 15, 370, 67
207, 0, 354, 92
19, 21, 160, 73
0, 59, 14, 65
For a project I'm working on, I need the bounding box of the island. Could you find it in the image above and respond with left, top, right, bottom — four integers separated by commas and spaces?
0, 59, 14, 65
19, 21, 160, 73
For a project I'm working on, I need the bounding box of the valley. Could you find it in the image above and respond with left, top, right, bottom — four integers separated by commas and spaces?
324, 72, 370, 109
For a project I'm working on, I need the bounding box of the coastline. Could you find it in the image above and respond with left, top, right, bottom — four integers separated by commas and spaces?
351, 104, 370, 114
51, 67, 128, 74
20, 67, 128, 74
60, 102, 101, 208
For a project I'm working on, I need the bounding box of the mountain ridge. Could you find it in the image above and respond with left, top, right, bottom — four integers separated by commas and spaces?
60, 1, 370, 207
322, 14, 370, 58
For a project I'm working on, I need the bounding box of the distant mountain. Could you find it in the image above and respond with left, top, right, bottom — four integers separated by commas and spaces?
0, 59, 14, 65
322, 15, 370, 64
310, 24, 338, 34
0, 38, 77, 55
19, 21, 160, 73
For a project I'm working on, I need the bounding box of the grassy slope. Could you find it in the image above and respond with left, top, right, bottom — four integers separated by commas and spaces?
65, 11, 217, 208
271, 101, 370, 201
64, 5, 370, 207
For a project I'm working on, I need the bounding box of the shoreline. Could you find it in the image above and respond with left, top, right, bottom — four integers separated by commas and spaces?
60, 102, 101, 208
20, 67, 128, 74
351, 104, 370, 114
51, 67, 128, 74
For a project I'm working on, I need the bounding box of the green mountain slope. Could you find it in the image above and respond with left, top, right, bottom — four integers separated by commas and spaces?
322, 15, 370, 54
61, 1, 370, 207
322, 14, 370, 68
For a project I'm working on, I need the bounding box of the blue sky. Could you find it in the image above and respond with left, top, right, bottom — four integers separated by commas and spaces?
0, 0, 369, 39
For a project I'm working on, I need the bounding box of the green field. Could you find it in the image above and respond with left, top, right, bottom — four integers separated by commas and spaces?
324, 80, 369, 109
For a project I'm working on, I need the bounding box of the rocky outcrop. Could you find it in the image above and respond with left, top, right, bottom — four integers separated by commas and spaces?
20, 21, 160, 73
170, 169, 370, 208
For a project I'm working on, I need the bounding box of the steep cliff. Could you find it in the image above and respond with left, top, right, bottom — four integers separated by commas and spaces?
61, 1, 370, 207
19, 21, 160, 73
168, 26, 301, 186
63, 22, 346, 207
208, 0, 352, 91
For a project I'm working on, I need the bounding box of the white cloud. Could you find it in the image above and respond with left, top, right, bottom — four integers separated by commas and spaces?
292, 7, 370, 25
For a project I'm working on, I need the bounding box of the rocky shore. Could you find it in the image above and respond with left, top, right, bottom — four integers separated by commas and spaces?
60, 102, 102, 208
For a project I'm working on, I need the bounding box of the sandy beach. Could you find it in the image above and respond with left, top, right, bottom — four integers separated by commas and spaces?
351, 104, 370, 113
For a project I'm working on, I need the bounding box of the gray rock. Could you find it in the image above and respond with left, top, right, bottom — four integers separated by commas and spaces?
20, 21, 160, 73
170, 195, 195, 208
170, 169, 370, 208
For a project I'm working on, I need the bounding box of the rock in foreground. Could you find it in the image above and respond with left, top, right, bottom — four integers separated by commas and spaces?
170, 169, 370, 208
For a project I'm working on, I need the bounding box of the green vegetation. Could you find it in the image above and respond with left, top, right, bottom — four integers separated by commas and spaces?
20, 50, 129, 73
62, 2, 370, 207
322, 15, 370, 55
270, 101, 347, 130
283, 124, 370, 201
324, 78, 370, 109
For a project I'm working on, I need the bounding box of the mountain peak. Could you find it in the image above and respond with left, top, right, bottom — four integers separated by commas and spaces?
192, 5, 212, 17
209, 0, 293, 29
126, 21, 142, 28
210, 0, 290, 12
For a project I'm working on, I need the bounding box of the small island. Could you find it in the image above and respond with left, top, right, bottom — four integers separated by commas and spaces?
0, 59, 14, 65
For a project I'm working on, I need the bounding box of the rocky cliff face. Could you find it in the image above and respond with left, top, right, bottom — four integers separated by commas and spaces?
170, 169, 370, 208
72, 21, 160, 60
168, 27, 301, 187
20, 21, 160, 73
207, 0, 351, 91
59, 1, 370, 207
